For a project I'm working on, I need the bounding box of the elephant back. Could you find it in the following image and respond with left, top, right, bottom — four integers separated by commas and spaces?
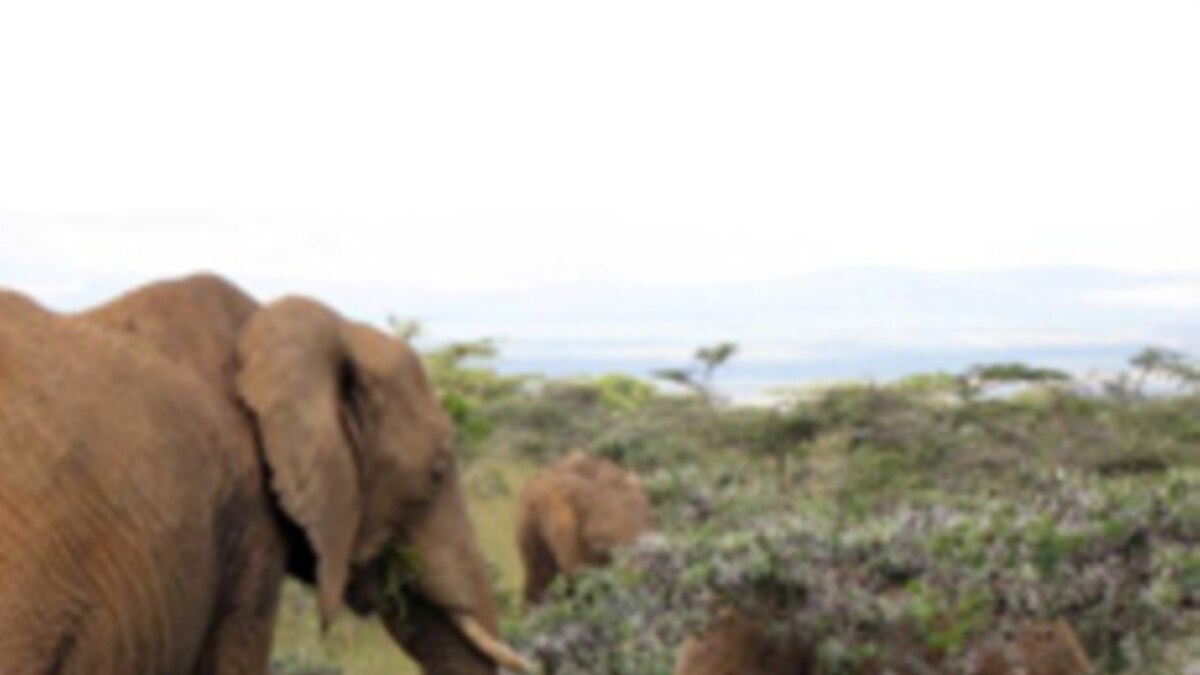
556, 452, 654, 556
674, 611, 810, 675
77, 273, 258, 403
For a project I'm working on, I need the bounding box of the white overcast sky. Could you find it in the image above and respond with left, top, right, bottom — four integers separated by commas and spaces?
0, 0, 1197, 304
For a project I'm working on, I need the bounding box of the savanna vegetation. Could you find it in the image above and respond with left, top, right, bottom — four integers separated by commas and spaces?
271, 342, 1200, 674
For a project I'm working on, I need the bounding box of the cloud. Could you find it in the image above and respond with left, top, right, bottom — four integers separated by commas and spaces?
1088, 282, 1200, 310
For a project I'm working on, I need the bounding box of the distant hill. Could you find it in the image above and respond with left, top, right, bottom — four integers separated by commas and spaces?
389, 267, 1198, 398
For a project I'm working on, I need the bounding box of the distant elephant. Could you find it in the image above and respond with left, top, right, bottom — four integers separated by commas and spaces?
516, 451, 654, 606
964, 619, 1092, 675
672, 610, 811, 675
674, 613, 1091, 675
0, 274, 526, 675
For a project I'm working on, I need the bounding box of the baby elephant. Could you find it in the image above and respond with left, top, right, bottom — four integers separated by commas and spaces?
517, 451, 655, 605
675, 614, 1092, 675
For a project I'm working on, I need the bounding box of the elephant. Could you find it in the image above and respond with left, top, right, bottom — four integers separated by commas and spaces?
0, 274, 526, 675
516, 451, 654, 606
963, 619, 1093, 675
674, 612, 1092, 675
672, 610, 811, 675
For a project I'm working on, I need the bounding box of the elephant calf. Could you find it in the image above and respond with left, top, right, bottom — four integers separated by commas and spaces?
0, 274, 525, 675
516, 451, 655, 605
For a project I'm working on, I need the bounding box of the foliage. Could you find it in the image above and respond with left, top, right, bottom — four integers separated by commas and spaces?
696, 342, 738, 380
1130, 347, 1200, 391
948, 361, 1071, 404
519, 470, 1200, 674
482, 378, 713, 469
717, 404, 818, 487
271, 341, 1200, 674
494, 351, 1200, 674
653, 341, 739, 405
377, 545, 423, 621
400, 328, 529, 458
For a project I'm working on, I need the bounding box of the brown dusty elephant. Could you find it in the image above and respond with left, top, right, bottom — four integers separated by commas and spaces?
674, 612, 1091, 675
516, 451, 654, 606
672, 610, 811, 675
0, 274, 526, 675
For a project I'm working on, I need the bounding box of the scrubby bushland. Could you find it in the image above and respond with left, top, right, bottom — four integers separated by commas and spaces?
517, 470, 1199, 675
482, 353, 1196, 674
421, 334, 1199, 488
775, 379, 1200, 505
397, 334, 1199, 674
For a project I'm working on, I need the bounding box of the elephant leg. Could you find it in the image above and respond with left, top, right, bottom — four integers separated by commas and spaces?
191, 597, 279, 675
538, 487, 584, 582
519, 514, 558, 606
190, 514, 286, 675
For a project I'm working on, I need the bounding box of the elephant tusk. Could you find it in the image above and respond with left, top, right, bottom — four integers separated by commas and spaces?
452, 613, 531, 673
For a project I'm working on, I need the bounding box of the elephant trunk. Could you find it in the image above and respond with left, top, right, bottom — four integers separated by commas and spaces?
387, 483, 528, 673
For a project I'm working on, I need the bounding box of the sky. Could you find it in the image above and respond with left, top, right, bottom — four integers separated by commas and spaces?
1, 0, 1197, 390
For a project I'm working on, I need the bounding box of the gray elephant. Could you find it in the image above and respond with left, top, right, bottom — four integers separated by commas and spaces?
0, 274, 526, 675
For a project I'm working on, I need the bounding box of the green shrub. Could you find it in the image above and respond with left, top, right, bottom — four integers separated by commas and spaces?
518, 469, 1200, 674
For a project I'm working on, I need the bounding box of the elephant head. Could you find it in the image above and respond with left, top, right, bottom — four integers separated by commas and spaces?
235, 296, 526, 673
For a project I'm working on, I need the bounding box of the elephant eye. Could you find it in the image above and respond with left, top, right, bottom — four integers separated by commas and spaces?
429, 452, 451, 492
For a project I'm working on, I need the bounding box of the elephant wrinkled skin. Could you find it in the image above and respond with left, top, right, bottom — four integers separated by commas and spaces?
0, 274, 524, 675
516, 451, 654, 606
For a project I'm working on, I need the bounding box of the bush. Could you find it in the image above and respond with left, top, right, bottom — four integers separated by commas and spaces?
418, 342, 1200, 673
518, 469, 1200, 674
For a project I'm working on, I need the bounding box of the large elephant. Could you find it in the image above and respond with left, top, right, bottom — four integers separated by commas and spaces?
516, 451, 654, 606
0, 274, 526, 675
674, 612, 1091, 675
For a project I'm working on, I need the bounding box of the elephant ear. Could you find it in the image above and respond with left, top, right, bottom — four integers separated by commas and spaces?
236, 297, 363, 629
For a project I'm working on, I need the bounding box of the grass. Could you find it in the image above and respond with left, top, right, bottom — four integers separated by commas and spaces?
269, 457, 538, 675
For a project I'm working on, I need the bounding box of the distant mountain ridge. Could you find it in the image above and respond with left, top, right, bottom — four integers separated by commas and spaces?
391, 266, 1198, 398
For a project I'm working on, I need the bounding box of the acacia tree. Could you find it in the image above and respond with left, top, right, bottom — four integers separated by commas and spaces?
653, 341, 738, 407
1130, 347, 1200, 394
652, 342, 740, 451
947, 362, 1071, 451
954, 362, 1069, 402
